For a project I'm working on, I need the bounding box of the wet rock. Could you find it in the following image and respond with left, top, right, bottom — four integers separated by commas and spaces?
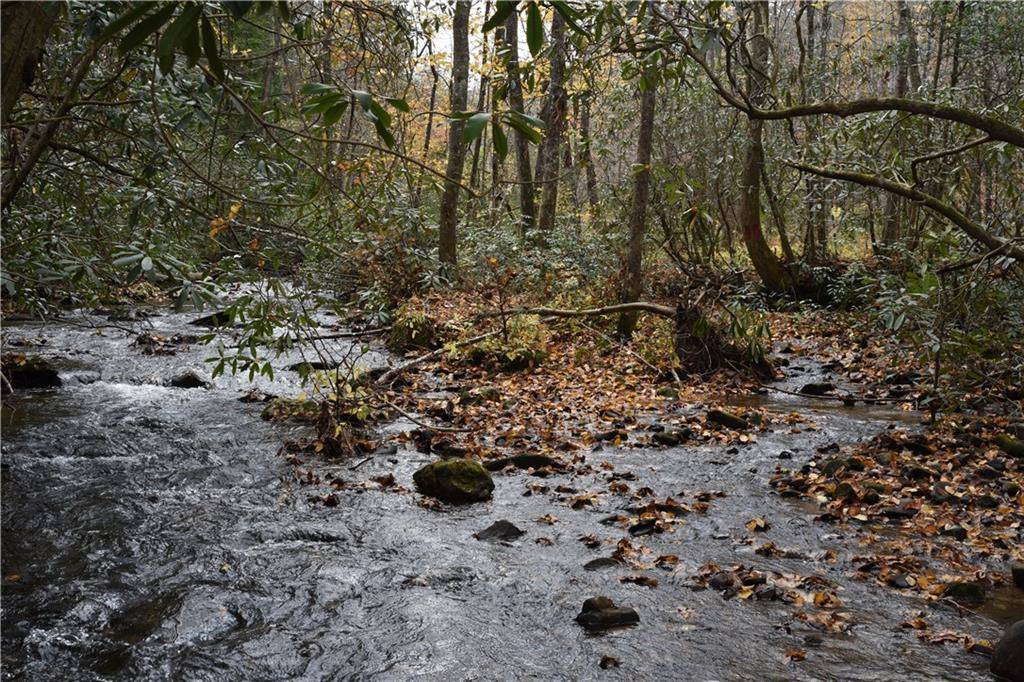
996, 435, 1024, 459
413, 459, 494, 504
584, 557, 620, 572
628, 519, 658, 537
800, 382, 836, 396
941, 525, 968, 541
1011, 564, 1024, 590
189, 310, 232, 327
944, 581, 986, 604
1, 354, 61, 390
904, 465, 936, 481
575, 596, 639, 630
978, 466, 1002, 480
653, 429, 690, 447
706, 409, 749, 430
929, 484, 955, 504
831, 482, 856, 502
474, 520, 525, 542
991, 620, 1024, 682
885, 371, 921, 385
888, 573, 914, 589
978, 494, 1000, 509
239, 388, 276, 403
880, 505, 917, 520
483, 453, 558, 472
861, 489, 881, 504
287, 360, 339, 373
821, 457, 847, 477
708, 571, 737, 591
168, 370, 210, 389
594, 428, 627, 442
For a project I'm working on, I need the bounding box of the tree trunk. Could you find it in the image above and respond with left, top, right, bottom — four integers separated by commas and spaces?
1, 0, 61, 126
738, 1, 787, 293
437, 0, 470, 269
503, 5, 535, 241
579, 93, 599, 210
489, 23, 505, 214
533, 10, 567, 244
468, 0, 491, 189
616, 72, 657, 339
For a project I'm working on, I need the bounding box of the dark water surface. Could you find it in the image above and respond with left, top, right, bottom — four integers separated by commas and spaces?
2, 308, 1015, 680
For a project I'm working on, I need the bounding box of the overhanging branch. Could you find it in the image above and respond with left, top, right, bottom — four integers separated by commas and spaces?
786, 161, 1024, 262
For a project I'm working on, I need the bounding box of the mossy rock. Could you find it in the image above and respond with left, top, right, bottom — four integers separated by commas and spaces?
261, 397, 320, 423
413, 459, 494, 503
387, 312, 437, 353
996, 434, 1024, 459
707, 409, 749, 430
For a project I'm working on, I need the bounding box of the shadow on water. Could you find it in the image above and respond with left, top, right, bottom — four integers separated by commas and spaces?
1, 308, 1016, 680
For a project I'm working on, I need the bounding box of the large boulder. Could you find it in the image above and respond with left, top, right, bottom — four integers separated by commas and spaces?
1, 354, 61, 390
413, 459, 494, 504
992, 620, 1024, 682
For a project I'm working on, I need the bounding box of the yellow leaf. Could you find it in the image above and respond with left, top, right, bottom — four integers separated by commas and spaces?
209, 216, 227, 238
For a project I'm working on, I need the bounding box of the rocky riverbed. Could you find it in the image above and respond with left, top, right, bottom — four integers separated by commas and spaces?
2, 305, 1020, 680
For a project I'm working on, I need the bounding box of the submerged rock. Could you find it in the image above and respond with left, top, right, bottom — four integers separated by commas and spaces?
474, 520, 525, 542
583, 557, 620, 571
1, 354, 61, 390
706, 409, 749, 430
189, 310, 232, 327
413, 459, 494, 503
991, 620, 1023, 682
168, 371, 211, 389
943, 581, 986, 604
575, 596, 639, 630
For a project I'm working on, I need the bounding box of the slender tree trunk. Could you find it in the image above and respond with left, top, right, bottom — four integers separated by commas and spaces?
469, 0, 491, 189
423, 64, 439, 156
503, 5, 535, 241
489, 24, 504, 214
762, 166, 795, 263
437, 0, 470, 269
882, 1, 915, 248
738, 1, 787, 293
534, 11, 567, 244
801, 0, 824, 263
579, 93, 599, 210
899, 1, 923, 93
1, 0, 60, 126
616, 73, 657, 339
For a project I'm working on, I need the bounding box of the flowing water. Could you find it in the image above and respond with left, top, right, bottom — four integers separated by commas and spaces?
2, 306, 1017, 680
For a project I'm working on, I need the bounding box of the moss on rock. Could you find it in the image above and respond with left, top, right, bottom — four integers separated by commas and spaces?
413, 459, 494, 503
